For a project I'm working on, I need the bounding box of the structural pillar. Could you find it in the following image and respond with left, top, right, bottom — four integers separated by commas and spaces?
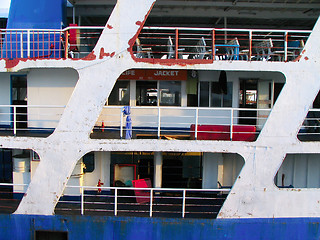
154, 152, 162, 188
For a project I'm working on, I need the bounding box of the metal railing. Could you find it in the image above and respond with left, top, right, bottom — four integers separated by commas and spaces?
298, 109, 320, 141
0, 26, 311, 62
2, 104, 319, 142
134, 27, 311, 62
0, 27, 104, 60
56, 185, 230, 219
94, 106, 271, 141
0, 105, 65, 136
0, 29, 64, 59
0, 104, 270, 140
0, 183, 28, 214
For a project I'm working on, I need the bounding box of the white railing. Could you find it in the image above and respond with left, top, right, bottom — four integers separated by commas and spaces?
0, 104, 271, 140
96, 106, 271, 141
58, 185, 231, 218
298, 109, 320, 141
0, 104, 65, 136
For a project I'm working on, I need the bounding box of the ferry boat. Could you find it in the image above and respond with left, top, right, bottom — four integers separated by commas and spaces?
0, 0, 320, 239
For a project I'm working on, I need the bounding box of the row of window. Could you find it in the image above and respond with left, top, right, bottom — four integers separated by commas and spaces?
108, 80, 232, 107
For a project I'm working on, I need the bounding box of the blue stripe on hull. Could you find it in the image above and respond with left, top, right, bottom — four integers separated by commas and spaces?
0, 214, 319, 240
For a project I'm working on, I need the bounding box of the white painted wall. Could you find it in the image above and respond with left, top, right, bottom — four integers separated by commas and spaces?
202, 152, 244, 189
27, 68, 78, 129
276, 154, 320, 188
65, 160, 83, 195
83, 151, 110, 187
202, 152, 220, 189
0, 73, 12, 126
222, 153, 244, 187
95, 70, 286, 132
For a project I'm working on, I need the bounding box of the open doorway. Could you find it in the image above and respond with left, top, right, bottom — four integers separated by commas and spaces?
239, 79, 257, 125
11, 75, 27, 130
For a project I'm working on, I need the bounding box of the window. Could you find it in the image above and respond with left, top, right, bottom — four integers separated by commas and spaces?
162, 153, 202, 189
136, 81, 182, 106
108, 81, 130, 105
199, 81, 233, 107
11, 75, 27, 103
136, 81, 157, 106
211, 82, 232, 107
159, 81, 181, 106
83, 152, 94, 173
199, 82, 209, 107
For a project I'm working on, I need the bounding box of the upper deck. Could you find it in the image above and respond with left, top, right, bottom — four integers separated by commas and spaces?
0, 25, 311, 63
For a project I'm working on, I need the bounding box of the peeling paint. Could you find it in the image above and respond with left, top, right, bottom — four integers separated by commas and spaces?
81, 51, 97, 61
5, 58, 22, 68
99, 48, 115, 59
127, 1, 156, 55
293, 55, 302, 62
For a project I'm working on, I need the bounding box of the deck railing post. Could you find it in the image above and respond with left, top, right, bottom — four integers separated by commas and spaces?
157, 108, 161, 139
65, 30, 69, 59
195, 108, 199, 140
182, 189, 186, 218
230, 109, 233, 141
249, 31, 252, 60
20, 32, 23, 58
212, 29, 215, 60
284, 32, 288, 61
120, 109, 123, 139
175, 29, 179, 59
27, 30, 30, 58
13, 106, 17, 136
149, 189, 153, 217
114, 188, 118, 216
81, 186, 84, 215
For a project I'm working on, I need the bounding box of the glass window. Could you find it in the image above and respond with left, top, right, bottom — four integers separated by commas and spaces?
136, 81, 158, 106
83, 152, 94, 173
108, 81, 130, 105
11, 75, 27, 102
199, 82, 209, 107
159, 81, 181, 106
211, 82, 233, 107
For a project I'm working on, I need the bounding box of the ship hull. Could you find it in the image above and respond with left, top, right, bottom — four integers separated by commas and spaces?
1, 214, 319, 240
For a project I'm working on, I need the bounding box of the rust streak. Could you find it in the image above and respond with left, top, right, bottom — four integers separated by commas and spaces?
304, 56, 309, 60
107, 24, 113, 29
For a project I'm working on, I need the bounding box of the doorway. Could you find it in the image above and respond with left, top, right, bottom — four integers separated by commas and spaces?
239, 79, 257, 125
11, 76, 27, 130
